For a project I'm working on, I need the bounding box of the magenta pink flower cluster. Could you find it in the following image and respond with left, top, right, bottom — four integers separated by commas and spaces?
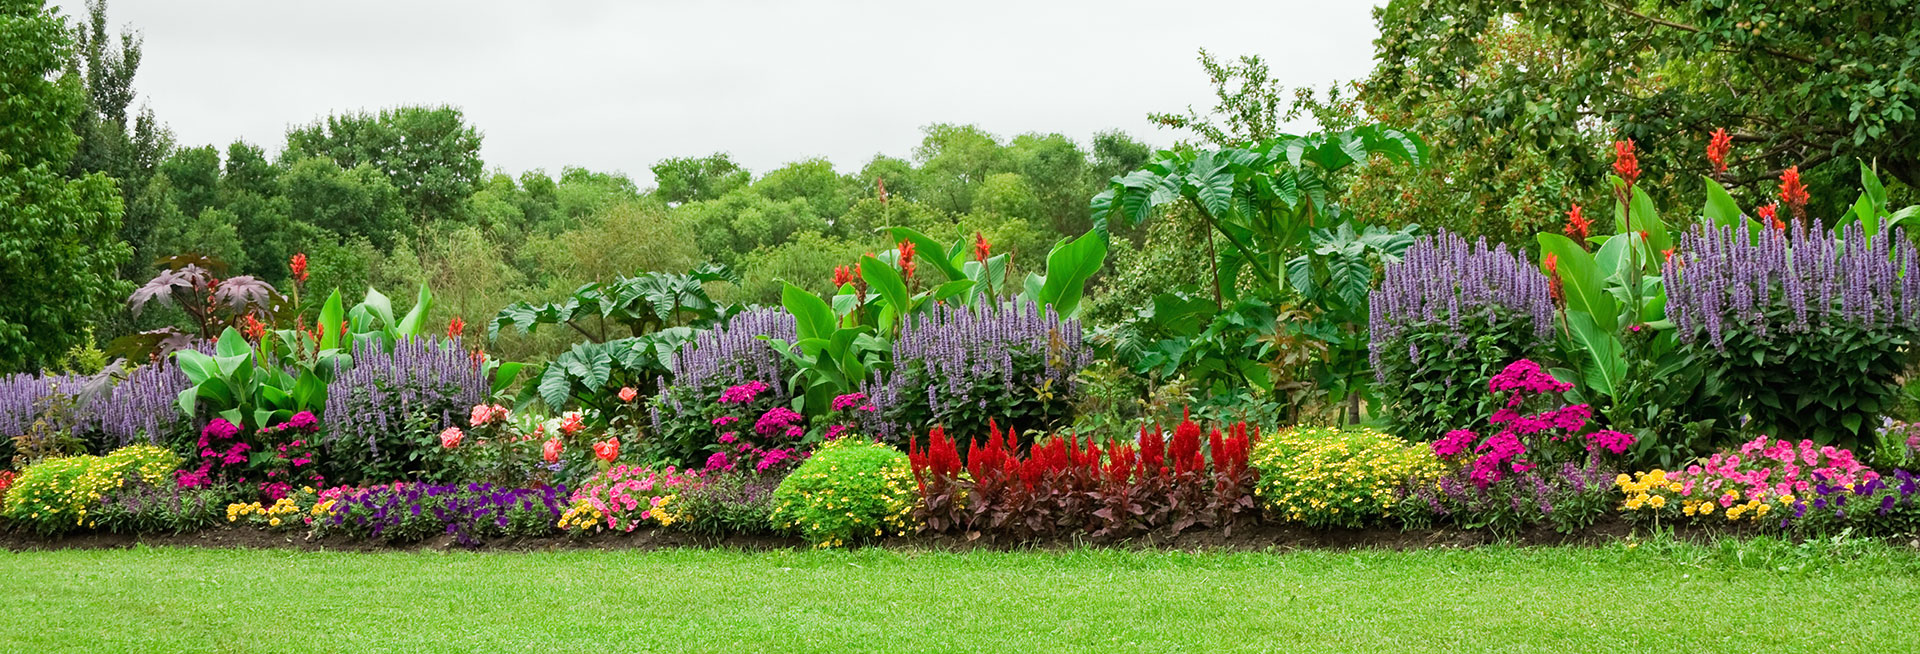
754, 406, 804, 438
1670, 435, 1878, 505
718, 381, 769, 405
1435, 360, 1636, 488
177, 418, 251, 489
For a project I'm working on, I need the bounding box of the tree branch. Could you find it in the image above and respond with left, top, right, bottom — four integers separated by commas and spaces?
1603, 2, 1816, 64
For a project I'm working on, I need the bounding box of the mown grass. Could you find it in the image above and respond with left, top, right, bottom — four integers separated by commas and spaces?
4, 536, 1917, 653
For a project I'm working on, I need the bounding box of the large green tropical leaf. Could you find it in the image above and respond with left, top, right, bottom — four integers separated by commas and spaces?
1538, 233, 1619, 332
1034, 231, 1107, 319
781, 282, 836, 349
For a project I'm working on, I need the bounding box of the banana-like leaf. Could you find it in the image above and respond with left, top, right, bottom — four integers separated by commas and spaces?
1566, 310, 1625, 398
1538, 233, 1619, 333
1034, 231, 1107, 319
882, 226, 966, 282
859, 255, 912, 333
318, 289, 345, 350
781, 282, 836, 351
396, 283, 434, 338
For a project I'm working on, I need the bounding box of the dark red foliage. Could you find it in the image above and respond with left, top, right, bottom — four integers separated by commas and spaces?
910, 412, 1263, 542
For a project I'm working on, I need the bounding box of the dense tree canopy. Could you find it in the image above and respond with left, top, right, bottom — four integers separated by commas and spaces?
1362, 0, 1920, 242
0, 0, 131, 370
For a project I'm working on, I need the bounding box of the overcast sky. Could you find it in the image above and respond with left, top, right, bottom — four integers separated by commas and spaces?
55, 1, 1385, 186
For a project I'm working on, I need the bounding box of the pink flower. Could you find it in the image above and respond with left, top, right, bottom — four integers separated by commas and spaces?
825, 424, 849, 440
543, 438, 563, 464
618, 387, 638, 403
712, 415, 739, 426
560, 411, 585, 435
718, 381, 769, 405
754, 407, 803, 437
831, 392, 869, 412
1432, 429, 1476, 459
718, 432, 737, 444
440, 427, 464, 449
704, 452, 732, 471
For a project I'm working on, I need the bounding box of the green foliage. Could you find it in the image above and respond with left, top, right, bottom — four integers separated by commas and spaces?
1711, 318, 1911, 452
283, 105, 484, 225
1377, 319, 1548, 440
1148, 48, 1289, 147
769, 438, 915, 547
490, 264, 738, 343
0, 0, 132, 373
651, 152, 750, 205
1251, 426, 1441, 528
3, 444, 179, 535
280, 156, 410, 247
91, 481, 242, 535
1365, 0, 1920, 229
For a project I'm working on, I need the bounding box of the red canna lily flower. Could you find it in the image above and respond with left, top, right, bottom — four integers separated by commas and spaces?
1706, 128, 1732, 174
289, 253, 309, 283
446, 316, 465, 339
1564, 204, 1591, 244
897, 239, 916, 280
1779, 166, 1809, 220
973, 231, 991, 262
1544, 253, 1565, 305
242, 314, 267, 342
1612, 139, 1641, 186
832, 265, 855, 288
1758, 203, 1785, 231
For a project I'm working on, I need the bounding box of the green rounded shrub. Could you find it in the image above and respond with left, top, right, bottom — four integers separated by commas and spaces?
1250, 426, 1440, 528
3, 445, 180, 534
769, 438, 915, 547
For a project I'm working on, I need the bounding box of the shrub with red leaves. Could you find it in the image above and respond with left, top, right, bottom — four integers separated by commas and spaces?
908, 412, 1261, 541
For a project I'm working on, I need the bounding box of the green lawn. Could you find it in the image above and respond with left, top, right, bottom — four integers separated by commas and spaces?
5, 538, 1917, 653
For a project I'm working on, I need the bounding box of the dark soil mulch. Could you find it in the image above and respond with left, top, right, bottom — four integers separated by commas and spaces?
0, 515, 1711, 553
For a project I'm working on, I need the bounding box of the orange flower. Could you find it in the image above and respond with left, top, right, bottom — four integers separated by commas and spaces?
832, 265, 855, 288
1544, 253, 1565, 305
897, 238, 916, 280
1564, 204, 1591, 243
973, 231, 991, 262
1612, 139, 1641, 186
1779, 166, 1809, 219
439, 427, 464, 449
592, 437, 620, 463
1706, 128, 1732, 174
242, 314, 267, 342
446, 316, 465, 339
1759, 203, 1785, 231
289, 253, 309, 283
618, 387, 637, 403
543, 438, 563, 464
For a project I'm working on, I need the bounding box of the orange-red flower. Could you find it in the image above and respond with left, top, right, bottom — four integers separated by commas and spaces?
592, 437, 620, 462
1544, 253, 1565, 305
1612, 139, 1641, 186
973, 231, 991, 262
618, 386, 638, 403
832, 265, 855, 288
289, 252, 309, 283
1706, 128, 1732, 174
1758, 203, 1785, 231
242, 314, 267, 342
446, 316, 465, 339
1564, 204, 1591, 243
897, 238, 916, 280
543, 438, 563, 464
1779, 166, 1809, 218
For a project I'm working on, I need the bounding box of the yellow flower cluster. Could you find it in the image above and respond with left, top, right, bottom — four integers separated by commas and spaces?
1, 445, 180, 532
1250, 426, 1441, 527
1616, 470, 1782, 522
227, 496, 303, 528
769, 438, 917, 548
555, 501, 606, 532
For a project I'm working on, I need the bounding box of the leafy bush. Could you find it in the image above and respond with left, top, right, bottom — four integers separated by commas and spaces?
2, 445, 180, 534
771, 438, 914, 547
93, 481, 243, 534
656, 469, 783, 536
1370, 231, 1556, 440
1666, 222, 1920, 449
1251, 426, 1439, 528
